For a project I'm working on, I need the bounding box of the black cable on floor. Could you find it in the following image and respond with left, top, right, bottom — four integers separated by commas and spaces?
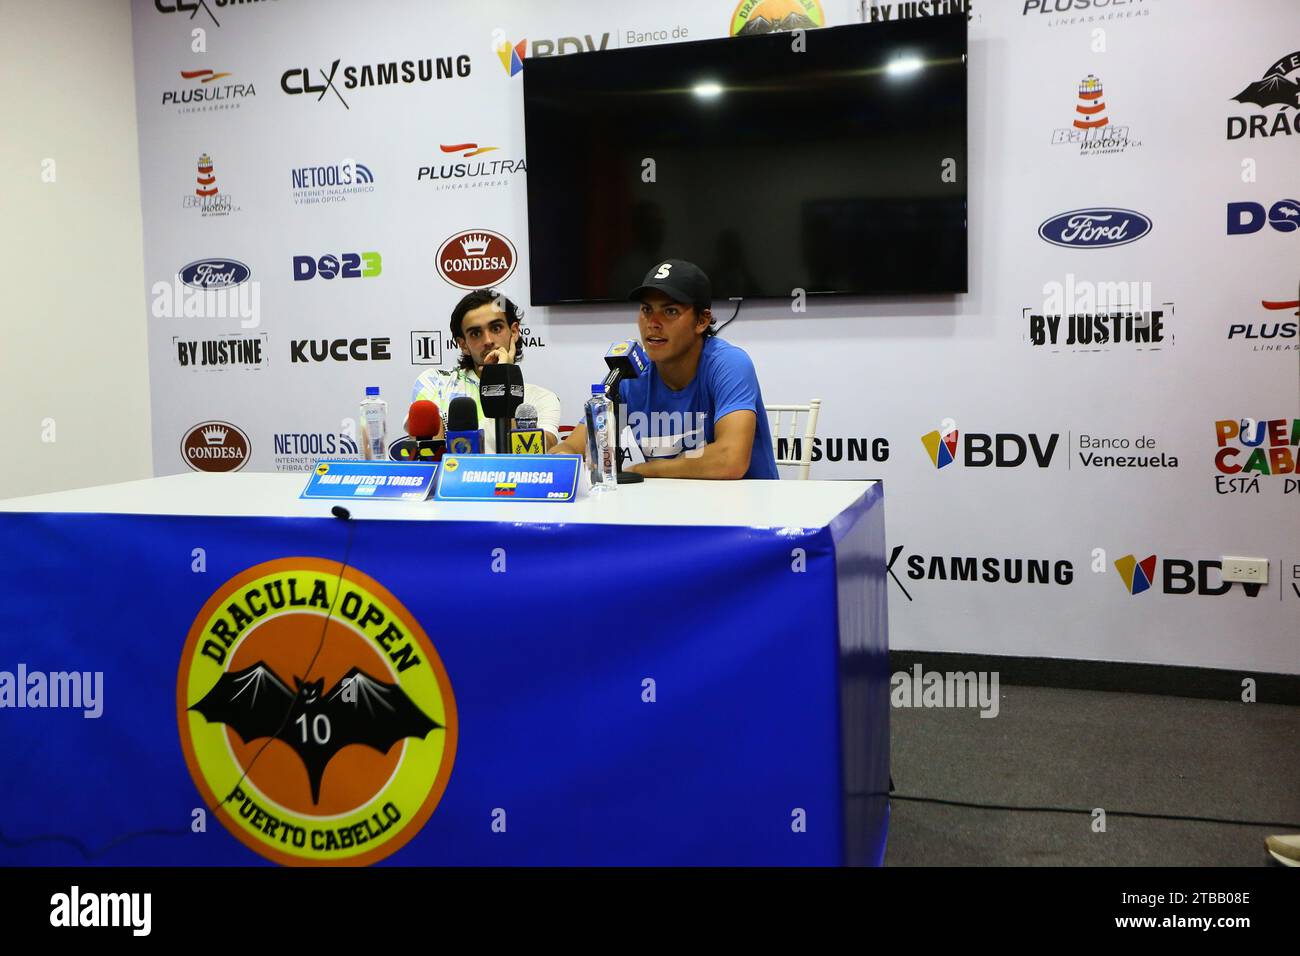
889, 793, 1300, 830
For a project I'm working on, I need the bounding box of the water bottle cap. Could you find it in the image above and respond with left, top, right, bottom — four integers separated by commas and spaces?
365, 386, 380, 396
592, 384, 605, 395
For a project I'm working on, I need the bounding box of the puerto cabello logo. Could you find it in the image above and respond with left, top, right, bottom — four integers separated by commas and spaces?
1114, 553, 1157, 595
731, 0, 825, 36
178, 558, 457, 865
1050, 74, 1142, 154
1228, 50, 1300, 140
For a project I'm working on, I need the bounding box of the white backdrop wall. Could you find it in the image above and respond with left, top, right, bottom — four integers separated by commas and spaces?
131, 0, 1300, 673
0, 0, 151, 500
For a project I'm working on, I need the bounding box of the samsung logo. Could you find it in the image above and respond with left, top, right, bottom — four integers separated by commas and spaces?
1038, 208, 1152, 249
179, 258, 252, 290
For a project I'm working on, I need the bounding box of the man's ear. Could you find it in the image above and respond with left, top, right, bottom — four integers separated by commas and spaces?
696, 309, 712, 334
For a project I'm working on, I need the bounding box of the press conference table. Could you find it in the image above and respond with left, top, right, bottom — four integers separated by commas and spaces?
0, 473, 889, 866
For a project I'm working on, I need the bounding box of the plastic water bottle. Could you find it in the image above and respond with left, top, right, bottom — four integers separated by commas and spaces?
584, 384, 617, 493
360, 386, 387, 460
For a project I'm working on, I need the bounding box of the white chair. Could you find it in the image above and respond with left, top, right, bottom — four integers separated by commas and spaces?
767, 399, 822, 480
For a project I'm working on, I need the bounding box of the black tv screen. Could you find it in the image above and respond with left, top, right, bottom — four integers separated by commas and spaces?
522, 15, 967, 304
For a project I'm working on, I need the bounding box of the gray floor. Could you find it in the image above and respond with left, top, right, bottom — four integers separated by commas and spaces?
885, 684, 1300, 866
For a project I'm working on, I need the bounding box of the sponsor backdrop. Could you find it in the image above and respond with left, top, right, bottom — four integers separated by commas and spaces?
133, 0, 1299, 674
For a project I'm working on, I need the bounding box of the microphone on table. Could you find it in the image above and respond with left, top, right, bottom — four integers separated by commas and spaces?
509, 402, 546, 455
389, 400, 445, 463
601, 340, 650, 483
445, 396, 484, 455
478, 363, 525, 454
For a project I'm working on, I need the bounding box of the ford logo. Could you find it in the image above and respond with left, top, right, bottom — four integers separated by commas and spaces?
1038, 208, 1152, 249
179, 258, 252, 289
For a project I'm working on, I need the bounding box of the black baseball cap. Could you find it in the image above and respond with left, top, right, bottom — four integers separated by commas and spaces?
628, 259, 712, 311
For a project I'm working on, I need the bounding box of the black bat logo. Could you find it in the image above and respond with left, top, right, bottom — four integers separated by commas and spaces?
1232, 75, 1300, 110
189, 662, 441, 804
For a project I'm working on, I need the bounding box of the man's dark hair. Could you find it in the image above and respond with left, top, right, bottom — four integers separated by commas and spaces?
450, 289, 524, 371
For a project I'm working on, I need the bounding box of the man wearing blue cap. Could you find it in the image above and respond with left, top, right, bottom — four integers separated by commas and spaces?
551, 259, 779, 480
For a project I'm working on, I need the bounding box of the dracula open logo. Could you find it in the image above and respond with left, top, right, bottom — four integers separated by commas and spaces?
177, 558, 457, 865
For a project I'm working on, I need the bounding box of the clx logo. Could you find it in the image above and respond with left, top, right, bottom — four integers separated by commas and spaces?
922, 424, 1059, 469
1113, 554, 1264, 597
293, 253, 382, 281
282, 60, 348, 109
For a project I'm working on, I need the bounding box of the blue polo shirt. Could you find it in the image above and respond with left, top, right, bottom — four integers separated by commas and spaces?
618, 336, 779, 480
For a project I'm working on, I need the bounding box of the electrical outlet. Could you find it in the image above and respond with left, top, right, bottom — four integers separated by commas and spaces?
1222, 557, 1269, 584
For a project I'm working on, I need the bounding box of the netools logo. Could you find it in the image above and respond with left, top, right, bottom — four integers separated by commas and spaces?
1039, 208, 1152, 248
181, 421, 251, 473
291, 161, 375, 205
1228, 50, 1300, 140
282, 55, 472, 109
273, 432, 359, 472
436, 230, 516, 289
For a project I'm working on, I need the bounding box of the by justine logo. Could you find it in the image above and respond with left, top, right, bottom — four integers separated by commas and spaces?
0, 665, 103, 718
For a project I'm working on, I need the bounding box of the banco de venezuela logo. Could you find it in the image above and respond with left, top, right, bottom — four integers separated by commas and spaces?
178, 558, 457, 865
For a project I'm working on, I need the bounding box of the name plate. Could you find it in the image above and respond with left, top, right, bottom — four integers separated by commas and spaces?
300, 460, 439, 501
434, 454, 582, 503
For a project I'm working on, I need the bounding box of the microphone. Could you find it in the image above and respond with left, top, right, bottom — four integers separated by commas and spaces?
602, 340, 650, 397
445, 396, 483, 455
601, 341, 649, 483
509, 402, 545, 454
479, 363, 525, 454
389, 400, 444, 463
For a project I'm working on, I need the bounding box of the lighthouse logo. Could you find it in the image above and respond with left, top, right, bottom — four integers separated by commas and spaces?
182, 153, 238, 217
1051, 75, 1141, 154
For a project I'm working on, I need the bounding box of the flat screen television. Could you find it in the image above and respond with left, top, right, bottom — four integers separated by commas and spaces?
522, 15, 968, 304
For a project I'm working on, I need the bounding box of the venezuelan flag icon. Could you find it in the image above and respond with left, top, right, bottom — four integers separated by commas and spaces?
921, 429, 959, 469
1114, 554, 1158, 595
